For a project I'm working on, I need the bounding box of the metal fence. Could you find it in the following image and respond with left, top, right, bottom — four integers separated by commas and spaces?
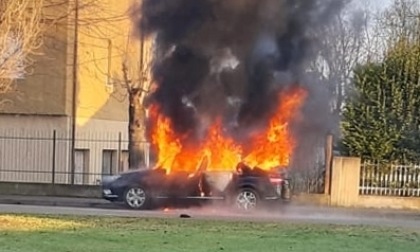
288, 137, 327, 194
0, 129, 150, 186
360, 161, 420, 197
0, 129, 331, 192
289, 162, 325, 194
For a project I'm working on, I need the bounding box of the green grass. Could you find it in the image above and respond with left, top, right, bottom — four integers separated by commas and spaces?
0, 214, 419, 252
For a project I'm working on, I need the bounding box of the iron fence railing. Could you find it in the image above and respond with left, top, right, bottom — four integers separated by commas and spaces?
289, 163, 325, 194
0, 129, 330, 192
0, 129, 150, 186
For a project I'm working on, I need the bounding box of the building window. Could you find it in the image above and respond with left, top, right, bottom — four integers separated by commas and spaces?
102, 150, 129, 176
120, 150, 129, 172
74, 149, 89, 185
102, 150, 117, 176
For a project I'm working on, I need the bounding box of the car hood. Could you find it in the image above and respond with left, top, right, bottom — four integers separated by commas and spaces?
101, 169, 156, 184
118, 168, 162, 178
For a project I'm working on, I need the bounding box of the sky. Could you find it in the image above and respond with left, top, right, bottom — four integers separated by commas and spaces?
370, 0, 393, 10
349, 0, 393, 13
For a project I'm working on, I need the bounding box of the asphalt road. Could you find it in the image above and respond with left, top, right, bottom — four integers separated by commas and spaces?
1, 203, 420, 230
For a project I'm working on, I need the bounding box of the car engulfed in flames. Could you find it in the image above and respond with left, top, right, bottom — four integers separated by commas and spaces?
149, 86, 307, 175
101, 87, 306, 211
102, 163, 291, 211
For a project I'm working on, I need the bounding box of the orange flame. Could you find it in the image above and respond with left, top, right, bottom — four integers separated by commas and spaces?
201, 119, 242, 172
243, 87, 307, 169
150, 86, 307, 174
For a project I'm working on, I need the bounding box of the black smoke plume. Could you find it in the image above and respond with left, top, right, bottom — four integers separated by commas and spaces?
133, 0, 348, 151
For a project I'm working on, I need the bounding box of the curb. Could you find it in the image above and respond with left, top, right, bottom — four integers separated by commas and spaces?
0, 197, 117, 209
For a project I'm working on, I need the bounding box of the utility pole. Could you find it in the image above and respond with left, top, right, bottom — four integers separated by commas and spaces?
70, 0, 79, 184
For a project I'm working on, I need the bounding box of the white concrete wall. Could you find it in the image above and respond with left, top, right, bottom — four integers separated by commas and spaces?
75, 118, 130, 184
0, 116, 148, 185
0, 115, 71, 183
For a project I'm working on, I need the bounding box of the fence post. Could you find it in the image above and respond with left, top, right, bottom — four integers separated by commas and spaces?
52, 130, 57, 185
330, 157, 361, 207
117, 132, 122, 173
324, 134, 333, 195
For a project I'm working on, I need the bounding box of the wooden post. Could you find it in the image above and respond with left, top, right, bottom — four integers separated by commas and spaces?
324, 134, 333, 195
330, 157, 361, 207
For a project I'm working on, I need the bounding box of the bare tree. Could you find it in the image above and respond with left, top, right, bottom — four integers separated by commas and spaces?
0, 0, 45, 93
290, 3, 372, 193
118, 34, 155, 169
65, 0, 156, 169
377, 0, 420, 46
42, 0, 156, 169
310, 5, 370, 129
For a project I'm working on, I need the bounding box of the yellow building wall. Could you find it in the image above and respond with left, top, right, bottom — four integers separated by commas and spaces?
72, 0, 147, 177
75, 0, 141, 127
0, 0, 149, 183
0, 0, 71, 115
0, 0, 141, 124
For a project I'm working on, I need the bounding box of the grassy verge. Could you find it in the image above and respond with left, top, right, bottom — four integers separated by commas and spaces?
0, 214, 419, 252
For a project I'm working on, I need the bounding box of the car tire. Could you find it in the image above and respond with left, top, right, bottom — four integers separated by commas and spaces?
123, 186, 150, 210
233, 187, 260, 212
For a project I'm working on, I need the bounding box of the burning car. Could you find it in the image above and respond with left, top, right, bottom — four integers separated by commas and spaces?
102, 163, 291, 211
119, 0, 338, 212
101, 83, 306, 212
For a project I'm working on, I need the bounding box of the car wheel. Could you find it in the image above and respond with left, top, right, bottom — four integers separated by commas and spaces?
124, 186, 149, 210
234, 187, 259, 212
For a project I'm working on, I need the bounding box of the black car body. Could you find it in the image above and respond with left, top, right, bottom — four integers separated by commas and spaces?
101, 164, 291, 211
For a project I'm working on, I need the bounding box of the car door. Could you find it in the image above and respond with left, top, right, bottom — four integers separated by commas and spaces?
161, 171, 202, 198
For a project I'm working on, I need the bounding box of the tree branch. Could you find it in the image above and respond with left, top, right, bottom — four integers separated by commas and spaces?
0, 0, 45, 93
